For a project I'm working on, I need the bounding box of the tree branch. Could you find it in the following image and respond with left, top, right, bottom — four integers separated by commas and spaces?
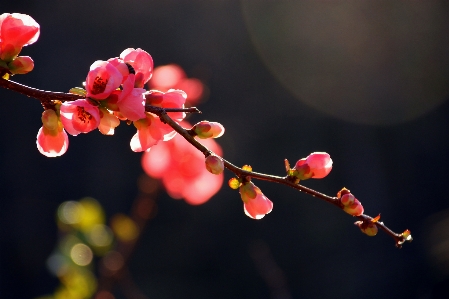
0, 78, 412, 248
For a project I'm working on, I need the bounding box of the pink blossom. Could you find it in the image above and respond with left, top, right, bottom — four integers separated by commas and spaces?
141, 121, 223, 205
85, 60, 123, 100
7, 56, 34, 74
240, 182, 273, 219
98, 107, 120, 135
293, 152, 333, 180
116, 74, 146, 121
193, 121, 225, 139
120, 48, 153, 87
36, 109, 68, 157
0, 13, 40, 61
60, 99, 100, 136
148, 64, 204, 105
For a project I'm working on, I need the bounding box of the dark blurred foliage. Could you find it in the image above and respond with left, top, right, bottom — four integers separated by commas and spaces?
1, 1, 449, 298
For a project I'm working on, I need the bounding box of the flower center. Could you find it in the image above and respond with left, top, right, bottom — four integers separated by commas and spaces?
76, 106, 93, 123
91, 76, 108, 95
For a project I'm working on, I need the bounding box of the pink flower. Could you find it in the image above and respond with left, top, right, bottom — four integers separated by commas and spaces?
0, 13, 40, 61
141, 121, 224, 205
60, 99, 100, 136
193, 121, 225, 139
116, 74, 146, 121
120, 48, 153, 87
98, 107, 120, 135
36, 109, 69, 157
293, 152, 333, 180
240, 182, 273, 219
148, 64, 204, 105
85, 60, 123, 100
7, 56, 34, 74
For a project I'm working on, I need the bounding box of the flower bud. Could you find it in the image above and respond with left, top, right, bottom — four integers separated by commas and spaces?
193, 121, 225, 139
340, 193, 355, 206
292, 152, 332, 180
355, 221, 378, 236
205, 155, 224, 175
7, 56, 34, 74
41, 109, 59, 132
343, 198, 364, 216
240, 182, 273, 219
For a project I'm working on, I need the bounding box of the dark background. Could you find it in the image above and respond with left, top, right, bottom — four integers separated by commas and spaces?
1, 1, 449, 298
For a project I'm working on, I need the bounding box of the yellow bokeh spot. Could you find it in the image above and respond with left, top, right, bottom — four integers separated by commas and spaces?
58, 201, 82, 225
110, 214, 139, 242
76, 197, 105, 232
70, 243, 93, 266
87, 224, 113, 248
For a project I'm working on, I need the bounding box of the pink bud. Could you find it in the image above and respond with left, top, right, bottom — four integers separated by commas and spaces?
293, 152, 332, 180
7, 56, 34, 74
355, 221, 378, 236
343, 198, 364, 216
340, 193, 355, 206
36, 110, 69, 157
193, 121, 225, 139
205, 155, 224, 175
240, 182, 273, 219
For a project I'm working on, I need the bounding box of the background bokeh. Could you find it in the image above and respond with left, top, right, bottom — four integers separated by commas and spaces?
1, 1, 449, 298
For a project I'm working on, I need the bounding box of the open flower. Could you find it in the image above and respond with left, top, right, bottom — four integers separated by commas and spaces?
60, 99, 100, 136
85, 60, 123, 100
36, 109, 69, 157
0, 13, 40, 61
240, 182, 273, 219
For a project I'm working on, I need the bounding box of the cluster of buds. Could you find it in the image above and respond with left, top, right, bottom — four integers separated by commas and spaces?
0, 13, 39, 78
337, 188, 364, 216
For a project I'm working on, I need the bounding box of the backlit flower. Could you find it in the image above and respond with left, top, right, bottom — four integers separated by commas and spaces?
85, 60, 123, 100
60, 99, 100, 136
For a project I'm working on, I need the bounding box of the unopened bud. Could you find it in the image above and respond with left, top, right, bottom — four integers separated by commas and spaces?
340, 193, 355, 206
41, 109, 59, 132
8, 56, 34, 74
193, 121, 225, 139
343, 198, 364, 216
205, 155, 224, 175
